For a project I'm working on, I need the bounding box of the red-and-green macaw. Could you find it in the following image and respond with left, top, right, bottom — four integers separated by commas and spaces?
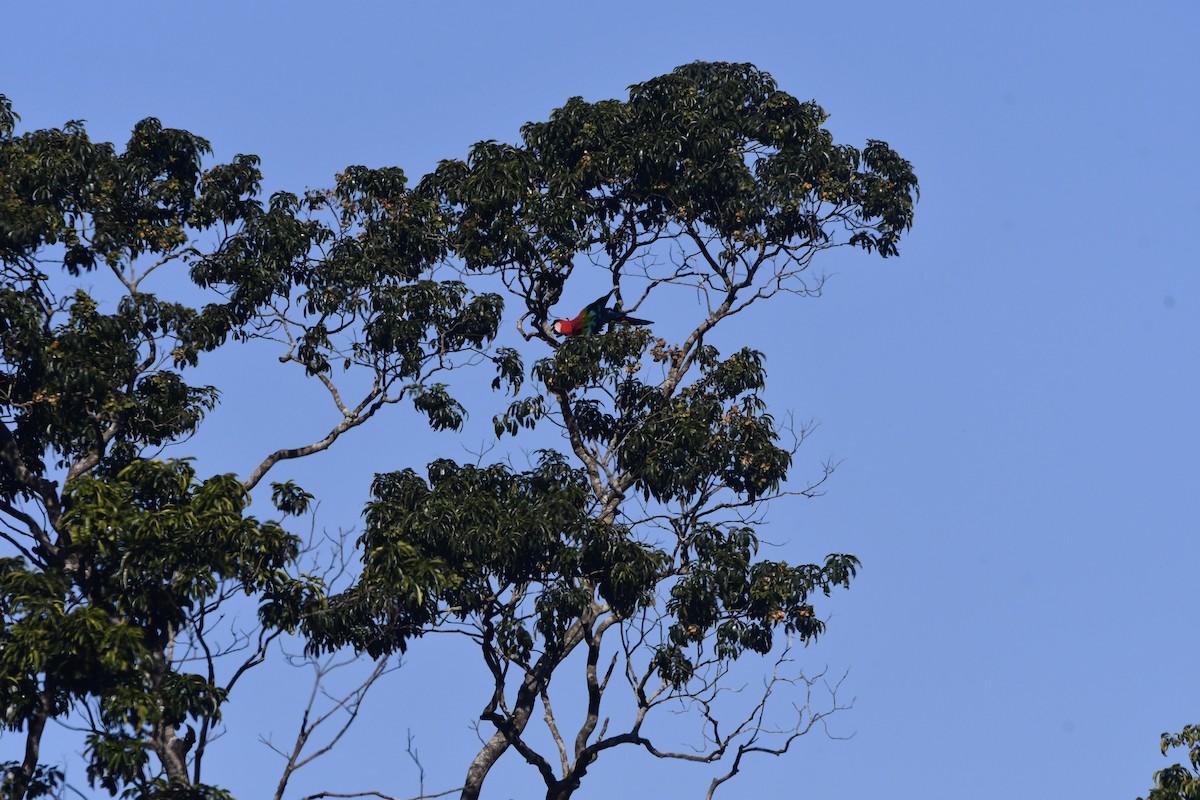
552, 290, 653, 337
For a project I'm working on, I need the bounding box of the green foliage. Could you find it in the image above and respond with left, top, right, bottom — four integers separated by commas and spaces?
0, 101, 243, 490
1, 762, 62, 799
1141, 725, 1200, 800
86, 731, 152, 795
307, 451, 666, 659
61, 459, 304, 642
1, 96, 487, 798
270, 479, 313, 516
662, 532, 858, 682
0, 555, 143, 720
2, 459, 311, 796
187, 165, 507, 391
421, 61, 916, 326
410, 382, 466, 431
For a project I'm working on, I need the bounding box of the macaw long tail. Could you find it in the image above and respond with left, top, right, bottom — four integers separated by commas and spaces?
618, 316, 653, 326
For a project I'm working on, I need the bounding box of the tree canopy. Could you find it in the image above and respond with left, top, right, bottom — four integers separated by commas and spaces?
1, 62, 917, 800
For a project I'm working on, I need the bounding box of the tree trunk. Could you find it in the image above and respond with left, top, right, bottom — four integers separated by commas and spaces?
461, 663, 546, 800
461, 727, 515, 800
146, 647, 193, 787
11, 684, 52, 800
461, 605, 603, 799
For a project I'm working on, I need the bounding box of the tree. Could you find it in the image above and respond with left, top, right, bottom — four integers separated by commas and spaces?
1140, 725, 1200, 800
2, 61, 918, 800
306, 62, 917, 800
0, 94, 507, 799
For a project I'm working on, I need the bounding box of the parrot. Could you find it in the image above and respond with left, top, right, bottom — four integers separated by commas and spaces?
551, 290, 653, 337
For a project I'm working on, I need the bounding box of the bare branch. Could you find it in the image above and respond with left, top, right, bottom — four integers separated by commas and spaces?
540, 686, 570, 776
405, 730, 427, 798
302, 788, 464, 800
242, 388, 397, 491
269, 655, 396, 800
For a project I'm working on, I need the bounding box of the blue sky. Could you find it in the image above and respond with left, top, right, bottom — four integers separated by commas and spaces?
3, 1, 1198, 798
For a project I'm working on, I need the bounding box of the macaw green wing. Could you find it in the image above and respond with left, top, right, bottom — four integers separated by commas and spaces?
579, 290, 615, 335
583, 290, 616, 316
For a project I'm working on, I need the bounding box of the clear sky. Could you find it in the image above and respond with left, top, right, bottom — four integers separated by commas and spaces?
2, 1, 1198, 798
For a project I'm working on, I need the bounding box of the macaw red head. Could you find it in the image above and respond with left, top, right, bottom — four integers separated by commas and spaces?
552, 319, 568, 335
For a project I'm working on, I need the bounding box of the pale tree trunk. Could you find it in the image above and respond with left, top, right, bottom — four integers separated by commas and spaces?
146, 646, 194, 787
11, 683, 52, 800
461, 606, 602, 800
461, 675, 542, 800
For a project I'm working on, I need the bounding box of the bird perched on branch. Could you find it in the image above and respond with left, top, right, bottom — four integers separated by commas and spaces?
551, 290, 653, 337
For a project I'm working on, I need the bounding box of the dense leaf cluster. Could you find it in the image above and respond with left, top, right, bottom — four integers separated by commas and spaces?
421, 61, 916, 328
309, 453, 665, 661
0, 117, 236, 485
1141, 725, 1200, 800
